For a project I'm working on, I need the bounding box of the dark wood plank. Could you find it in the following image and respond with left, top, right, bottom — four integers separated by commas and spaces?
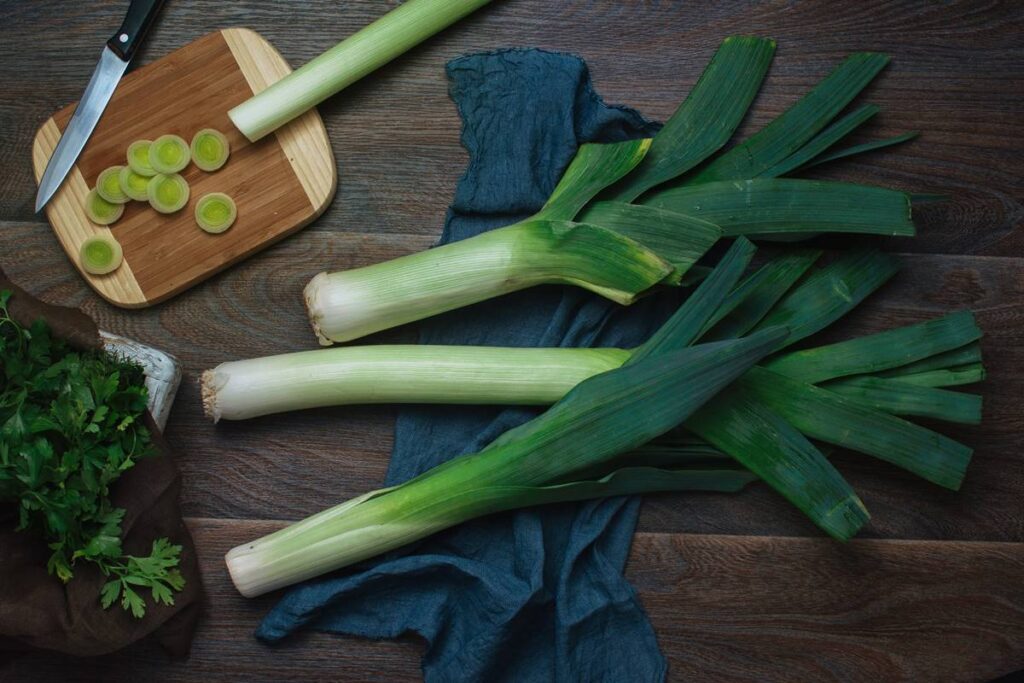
4, 519, 1022, 682
1, 219, 1021, 542
0, 1, 1021, 255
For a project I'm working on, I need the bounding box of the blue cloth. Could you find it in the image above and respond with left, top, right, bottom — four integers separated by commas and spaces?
257, 48, 682, 682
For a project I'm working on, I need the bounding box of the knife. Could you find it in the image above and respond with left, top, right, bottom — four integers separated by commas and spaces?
35, 0, 167, 213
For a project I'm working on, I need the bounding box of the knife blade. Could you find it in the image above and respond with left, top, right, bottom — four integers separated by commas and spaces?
35, 0, 167, 213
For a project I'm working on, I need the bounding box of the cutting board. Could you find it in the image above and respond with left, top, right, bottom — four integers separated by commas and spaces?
32, 28, 336, 308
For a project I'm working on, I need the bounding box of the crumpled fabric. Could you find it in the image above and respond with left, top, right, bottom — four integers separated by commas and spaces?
258, 48, 683, 682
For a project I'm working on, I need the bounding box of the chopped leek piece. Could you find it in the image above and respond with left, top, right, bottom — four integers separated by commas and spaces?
191, 128, 230, 171
149, 134, 190, 174
228, 0, 496, 141
147, 174, 190, 214
118, 166, 151, 202
195, 193, 237, 233
79, 235, 123, 275
84, 188, 124, 225
96, 166, 129, 204
126, 140, 156, 176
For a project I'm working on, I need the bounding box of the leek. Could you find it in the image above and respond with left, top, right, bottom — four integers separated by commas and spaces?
226, 325, 786, 596
149, 134, 191, 174
303, 37, 920, 345
79, 235, 123, 275
84, 189, 123, 225
96, 166, 130, 204
119, 166, 151, 202
203, 346, 629, 421
228, 0, 496, 141
147, 173, 190, 214
195, 193, 237, 233
127, 140, 156, 177
191, 128, 230, 172
306, 218, 673, 344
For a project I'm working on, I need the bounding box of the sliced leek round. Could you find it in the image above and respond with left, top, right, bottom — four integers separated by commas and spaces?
127, 140, 156, 176
195, 192, 237, 233
96, 166, 130, 204
79, 235, 123, 275
118, 166, 151, 201
191, 128, 230, 172
147, 173, 190, 214
149, 134, 191, 174
84, 188, 124, 225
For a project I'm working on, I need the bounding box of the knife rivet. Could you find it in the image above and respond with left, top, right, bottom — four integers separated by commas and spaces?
119, 33, 129, 43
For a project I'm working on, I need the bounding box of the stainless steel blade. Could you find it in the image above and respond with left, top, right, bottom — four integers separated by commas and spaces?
34, 48, 129, 213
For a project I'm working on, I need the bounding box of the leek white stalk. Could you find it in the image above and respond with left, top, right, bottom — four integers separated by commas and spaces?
305, 220, 672, 344
228, 0, 495, 141
203, 346, 630, 421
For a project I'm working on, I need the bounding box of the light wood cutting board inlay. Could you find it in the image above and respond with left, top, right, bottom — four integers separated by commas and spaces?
32, 28, 337, 308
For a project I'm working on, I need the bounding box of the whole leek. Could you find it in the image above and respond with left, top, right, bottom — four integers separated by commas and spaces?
304, 37, 918, 345
229, 0, 495, 141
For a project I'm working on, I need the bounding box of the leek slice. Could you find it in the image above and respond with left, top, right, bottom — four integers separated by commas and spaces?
127, 140, 156, 176
195, 193, 237, 233
84, 188, 124, 225
118, 166, 151, 202
147, 174, 190, 214
79, 235, 123, 275
96, 166, 129, 204
149, 134, 190, 174
191, 128, 230, 172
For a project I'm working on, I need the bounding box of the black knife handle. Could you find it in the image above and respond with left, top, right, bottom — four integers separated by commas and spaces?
107, 0, 167, 61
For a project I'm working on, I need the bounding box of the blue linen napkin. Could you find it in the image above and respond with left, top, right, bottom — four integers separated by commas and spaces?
257, 48, 683, 682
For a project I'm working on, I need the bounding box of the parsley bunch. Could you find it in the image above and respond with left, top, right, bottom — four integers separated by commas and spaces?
0, 290, 184, 618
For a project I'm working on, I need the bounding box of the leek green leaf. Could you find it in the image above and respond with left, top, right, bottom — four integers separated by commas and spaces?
686, 52, 890, 183
805, 132, 919, 168
606, 36, 776, 202
766, 311, 981, 383
741, 366, 972, 490
888, 364, 985, 388
689, 385, 868, 540
536, 139, 651, 221
757, 104, 879, 178
878, 342, 981, 378
577, 201, 720, 281
628, 237, 757, 365
699, 249, 822, 341
752, 250, 900, 349
823, 375, 982, 424
643, 178, 914, 237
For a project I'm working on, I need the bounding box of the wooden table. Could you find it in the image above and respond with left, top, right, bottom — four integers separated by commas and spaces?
2, 1, 1022, 681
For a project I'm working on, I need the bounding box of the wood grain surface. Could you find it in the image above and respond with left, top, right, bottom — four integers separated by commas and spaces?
1, 0, 1022, 681
32, 28, 335, 307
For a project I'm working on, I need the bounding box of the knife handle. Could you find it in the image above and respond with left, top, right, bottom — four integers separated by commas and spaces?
107, 0, 167, 61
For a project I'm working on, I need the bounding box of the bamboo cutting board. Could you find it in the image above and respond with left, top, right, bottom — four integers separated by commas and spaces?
32, 29, 336, 308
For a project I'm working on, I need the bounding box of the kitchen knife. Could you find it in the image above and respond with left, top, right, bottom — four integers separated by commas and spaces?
35, 0, 167, 213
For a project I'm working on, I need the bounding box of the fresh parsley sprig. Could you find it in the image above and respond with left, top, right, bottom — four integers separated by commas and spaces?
0, 289, 184, 618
